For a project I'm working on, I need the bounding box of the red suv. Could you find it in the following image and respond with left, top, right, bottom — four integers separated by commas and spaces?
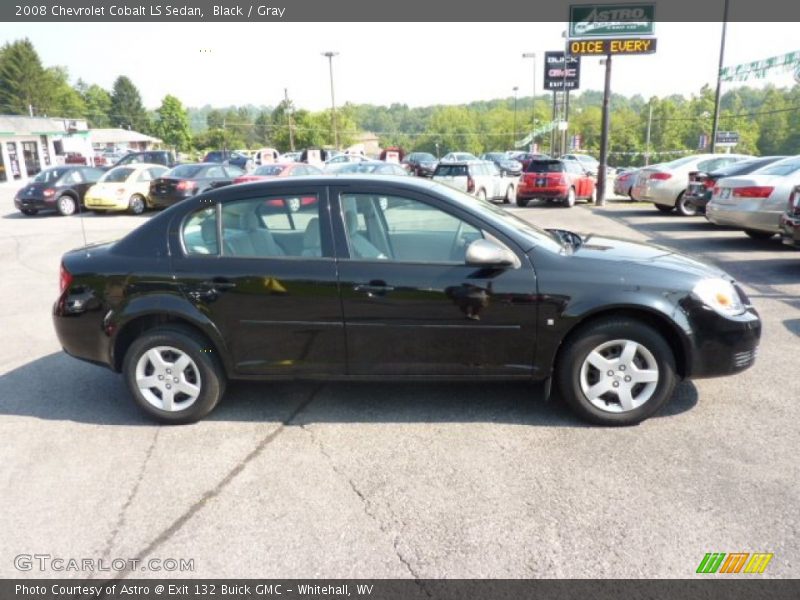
517, 159, 596, 208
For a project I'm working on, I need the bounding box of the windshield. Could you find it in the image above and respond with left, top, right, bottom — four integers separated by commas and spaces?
33, 168, 71, 183
432, 182, 564, 252
168, 164, 204, 178
409, 153, 435, 162
254, 165, 286, 176
100, 167, 135, 183
755, 156, 800, 176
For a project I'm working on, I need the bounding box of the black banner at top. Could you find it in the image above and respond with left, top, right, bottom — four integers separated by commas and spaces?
2, 0, 800, 22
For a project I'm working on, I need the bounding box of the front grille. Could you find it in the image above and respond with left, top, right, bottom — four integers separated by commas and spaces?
733, 348, 757, 368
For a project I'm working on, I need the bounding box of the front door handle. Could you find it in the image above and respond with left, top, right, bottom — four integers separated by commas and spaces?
354, 282, 394, 296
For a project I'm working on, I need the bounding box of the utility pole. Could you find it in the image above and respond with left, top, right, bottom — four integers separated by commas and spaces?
596, 55, 613, 206
711, 0, 730, 153
322, 51, 339, 149
561, 31, 569, 156
645, 100, 653, 166
284, 88, 295, 151
522, 52, 537, 150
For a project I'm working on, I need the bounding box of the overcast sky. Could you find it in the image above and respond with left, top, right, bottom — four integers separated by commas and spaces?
1, 22, 798, 110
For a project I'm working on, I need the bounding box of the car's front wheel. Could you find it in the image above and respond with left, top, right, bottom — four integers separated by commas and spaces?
564, 187, 576, 208
556, 319, 677, 426
123, 326, 226, 424
504, 185, 515, 204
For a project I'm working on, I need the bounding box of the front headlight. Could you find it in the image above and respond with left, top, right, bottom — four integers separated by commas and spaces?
692, 278, 745, 316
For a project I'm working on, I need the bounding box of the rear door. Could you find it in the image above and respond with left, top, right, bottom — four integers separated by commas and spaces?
170, 185, 345, 376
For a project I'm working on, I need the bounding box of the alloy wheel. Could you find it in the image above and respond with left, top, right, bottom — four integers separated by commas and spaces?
134, 346, 202, 411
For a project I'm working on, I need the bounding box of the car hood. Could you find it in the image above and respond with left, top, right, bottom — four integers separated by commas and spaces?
570, 233, 727, 279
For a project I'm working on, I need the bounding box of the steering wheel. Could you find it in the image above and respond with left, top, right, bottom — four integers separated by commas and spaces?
449, 220, 466, 262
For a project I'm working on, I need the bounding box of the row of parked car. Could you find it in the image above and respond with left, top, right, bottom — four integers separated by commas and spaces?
613, 153, 800, 246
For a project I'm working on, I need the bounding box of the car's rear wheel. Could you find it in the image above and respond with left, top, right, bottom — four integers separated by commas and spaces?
21, 208, 37, 216
675, 192, 697, 217
128, 194, 146, 215
476, 189, 487, 202
564, 187, 576, 208
556, 319, 677, 426
655, 203, 674, 213
57, 195, 77, 216
744, 229, 775, 240
516, 196, 529, 207
123, 326, 225, 424
504, 185, 515, 204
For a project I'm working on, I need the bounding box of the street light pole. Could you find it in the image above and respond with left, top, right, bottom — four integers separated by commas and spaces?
522, 52, 536, 151
513, 86, 519, 148
321, 51, 339, 149
710, 0, 729, 153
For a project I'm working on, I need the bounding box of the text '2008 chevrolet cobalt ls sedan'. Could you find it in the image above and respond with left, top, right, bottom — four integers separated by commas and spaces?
53, 176, 760, 425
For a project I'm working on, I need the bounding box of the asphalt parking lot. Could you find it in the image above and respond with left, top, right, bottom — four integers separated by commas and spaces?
0, 187, 798, 579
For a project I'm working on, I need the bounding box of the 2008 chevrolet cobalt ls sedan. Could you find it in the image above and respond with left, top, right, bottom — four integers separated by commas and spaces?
53, 176, 761, 425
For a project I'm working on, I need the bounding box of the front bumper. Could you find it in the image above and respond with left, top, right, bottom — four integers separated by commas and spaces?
780, 212, 800, 248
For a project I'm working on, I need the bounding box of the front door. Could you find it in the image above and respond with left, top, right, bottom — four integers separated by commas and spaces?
171, 188, 345, 377
331, 186, 539, 377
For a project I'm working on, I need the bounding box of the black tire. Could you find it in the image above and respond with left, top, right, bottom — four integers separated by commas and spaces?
21, 208, 38, 216
675, 192, 697, 217
123, 326, 226, 424
744, 229, 775, 240
128, 194, 146, 215
516, 196, 529, 208
655, 204, 674, 213
556, 318, 677, 426
476, 189, 487, 202
56, 194, 77, 216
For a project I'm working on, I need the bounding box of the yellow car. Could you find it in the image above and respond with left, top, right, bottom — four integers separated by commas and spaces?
84, 163, 168, 214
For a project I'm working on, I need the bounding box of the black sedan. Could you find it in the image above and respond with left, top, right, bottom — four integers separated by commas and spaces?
148, 163, 245, 209
480, 152, 523, 176
683, 156, 787, 216
53, 176, 760, 425
402, 152, 438, 177
14, 166, 105, 216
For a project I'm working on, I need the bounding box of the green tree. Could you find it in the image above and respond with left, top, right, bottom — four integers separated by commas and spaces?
154, 94, 191, 152
0, 38, 48, 115
76, 80, 112, 127
110, 76, 150, 132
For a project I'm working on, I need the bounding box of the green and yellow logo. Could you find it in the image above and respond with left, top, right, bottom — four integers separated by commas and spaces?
696, 552, 773, 574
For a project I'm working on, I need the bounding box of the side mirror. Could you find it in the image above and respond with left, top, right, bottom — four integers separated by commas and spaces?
465, 239, 520, 268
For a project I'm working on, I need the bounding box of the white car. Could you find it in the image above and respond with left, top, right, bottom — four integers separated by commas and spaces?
440, 152, 478, 163
706, 155, 800, 239
252, 147, 280, 165
631, 153, 751, 216
432, 160, 518, 203
324, 153, 370, 172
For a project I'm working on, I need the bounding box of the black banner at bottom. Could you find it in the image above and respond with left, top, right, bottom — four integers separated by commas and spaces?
3, 579, 800, 600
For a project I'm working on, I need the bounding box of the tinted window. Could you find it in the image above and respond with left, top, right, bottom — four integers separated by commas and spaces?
63, 170, 84, 184
527, 160, 565, 173
81, 168, 105, 182
712, 157, 784, 177
33, 168, 71, 183
409, 153, 435, 162
169, 164, 204, 178
206, 166, 225, 178
137, 169, 155, 182
435, 165, 468, 177
225, 166, 245, 177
